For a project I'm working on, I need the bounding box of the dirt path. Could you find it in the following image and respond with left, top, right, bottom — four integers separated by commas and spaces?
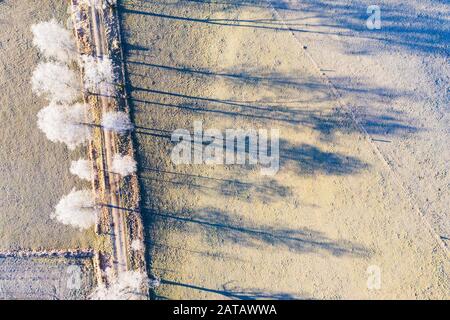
89, 2, 129, 275
121, 1, 449, 299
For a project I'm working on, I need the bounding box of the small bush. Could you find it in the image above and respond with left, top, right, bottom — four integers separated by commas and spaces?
70, 159, 93, 181
90, 270, 148, 300
101, 111, 133, 134
111, 154, 137, 177
80, 0, 115, 10
130, 239, 144, 251
82, 55, 116, 96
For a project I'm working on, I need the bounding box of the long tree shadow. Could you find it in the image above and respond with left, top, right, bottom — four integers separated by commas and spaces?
122, 0, 449, 56
126, 59, 419, 109
133, 0, 302, 12
126, 60, 329, 89
140, 166, 292, 201
147, 240, 249, 262
157, 279, 306, 300
279, 139, 368, 176
142, 206, 370, 257
130, 89, 419, 139
133, 125, 368, 176
120, 6, 320, 34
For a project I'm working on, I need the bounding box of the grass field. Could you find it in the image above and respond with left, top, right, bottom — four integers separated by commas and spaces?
0, 255, 94, 299
0, 0, 447, 300
121, 0, 449, 299
0, 0, 96, 250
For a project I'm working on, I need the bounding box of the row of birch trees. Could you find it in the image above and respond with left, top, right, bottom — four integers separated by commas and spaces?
31, 18, 136, 231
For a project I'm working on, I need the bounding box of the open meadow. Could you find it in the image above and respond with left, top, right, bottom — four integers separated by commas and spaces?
121, 0, 449, 299
0, 0, 96, 250
0, 0, 448, 300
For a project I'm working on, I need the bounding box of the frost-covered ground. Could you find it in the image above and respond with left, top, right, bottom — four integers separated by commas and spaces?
0, 0, 448, 300
121, 0, 449, 299
269, 0, 450, 250
0, 256, 94, 300
0, 0, 96, 250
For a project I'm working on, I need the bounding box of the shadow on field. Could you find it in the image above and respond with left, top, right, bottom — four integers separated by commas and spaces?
116, 0, 433, 298
132, 130, 369, 176
140, 166, 292, 200
121, 2, 421, 141
155, 279, 306, 300
141, 206, 370, 257
122, 0, 449, 56
130, 86, 418, 139
279, 140, 368, 176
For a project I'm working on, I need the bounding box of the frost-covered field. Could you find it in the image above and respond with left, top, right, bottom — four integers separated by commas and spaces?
0, 256, 94, 300
0, 0, 96, 250
121, 0, 449, 299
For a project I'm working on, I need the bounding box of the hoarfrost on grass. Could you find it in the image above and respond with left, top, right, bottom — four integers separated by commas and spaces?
111, 154, 137, 177
31, 19, 76, 63
31, 62, 80, 104
70, 159, 93, 181
90, 270, 147, 300
52, 189, 98, 230
37, 102, 92, 150
101, 111, 133, 134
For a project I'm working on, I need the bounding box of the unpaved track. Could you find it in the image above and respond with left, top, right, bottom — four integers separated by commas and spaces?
89, 3, 128, 274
